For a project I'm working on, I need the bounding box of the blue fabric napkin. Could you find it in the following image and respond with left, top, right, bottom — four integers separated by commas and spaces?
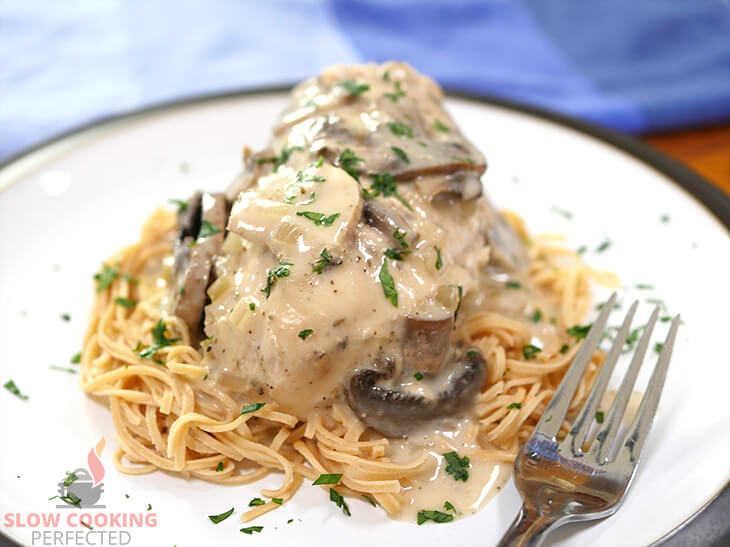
1, 0, 729, 161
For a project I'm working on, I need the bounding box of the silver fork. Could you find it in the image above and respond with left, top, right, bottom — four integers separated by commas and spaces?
498, 292, 680, 546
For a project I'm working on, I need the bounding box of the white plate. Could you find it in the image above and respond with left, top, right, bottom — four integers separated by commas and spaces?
1, 91, 728, 547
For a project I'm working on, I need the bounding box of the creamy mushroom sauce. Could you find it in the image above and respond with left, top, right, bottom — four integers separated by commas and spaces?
184, 62, 568, 519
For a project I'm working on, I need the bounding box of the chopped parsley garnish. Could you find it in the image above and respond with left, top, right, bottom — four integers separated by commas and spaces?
382, 70, 390, 81
432, 120, 450, 132
240, 402, 266, 415
505, 280, 521, 289
453, 285, 463, 327
329, 488, 351, 516
313, 473, 343, 485
50, 366, 77, 374
450, 155, 475, 164
135, 319, 180, 361
384, 248, 410, 260
417, 510, 454, 525
635, 283, 655, 290
336, 80, 370, 97
362, 494, 377, 507
567, 324, 592, 339
295, 192, 316, 206
113, 297, 137, 308
272, 498, 283, 505
660, 214, 670, 223
559, 344, 570, 354
596, 240, 612, 253
63, 471, 78, 487
391, 145, 410, 163
60, 313, 71, 322
294, 168, 326, 185
379, 259, 398, 307
49, 493, 81, 508
298, 329, 313, 340
414, 372, 424, 381
660, 316, 673, 323
313, 248, 333, 274
261, 261, 293, 298
654, 342, 664, 353
249, 302, 256, 311
4, 379, 28, 400
296, 211, 341, 226
387, 121, 414, 138
215, 462, 224, 472
595, 410, 605, 424
551, 206, 573, 220
576, 245, 588, 255
208, 507, 234, 524
198, 220, 222, 240
338, 148, 363, 182
363, 172, 413, 210
435, 248, 443, 270
531, 309, 543, 323
256, 146, 302, 171
443, 451, 470, 482
624, 326, 644, 350
147, 503, 152, 511
240, 526, 263, 535
169, 199, 188, 213
248, 498, 265, 506
522, 345, 542, 360
444, 501, 456, 512
94, 264, 118, 292
466, 350, 478, 358
507, 402, 522, 410
384, 81, 405, 102
393, 227, 408, 249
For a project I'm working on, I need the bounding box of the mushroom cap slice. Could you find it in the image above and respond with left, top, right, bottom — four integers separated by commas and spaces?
402, 314, 454, 372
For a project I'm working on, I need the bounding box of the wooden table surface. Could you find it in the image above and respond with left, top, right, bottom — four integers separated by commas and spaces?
643, 125, 730, 197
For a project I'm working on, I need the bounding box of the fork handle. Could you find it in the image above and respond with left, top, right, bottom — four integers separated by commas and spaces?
497, 504, 564, 547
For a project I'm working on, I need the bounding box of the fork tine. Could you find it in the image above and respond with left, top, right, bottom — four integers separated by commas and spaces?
593, 305, 661, 463
617, 315, 680, 464
567, 300, 639, 455
535, 292, 617, 439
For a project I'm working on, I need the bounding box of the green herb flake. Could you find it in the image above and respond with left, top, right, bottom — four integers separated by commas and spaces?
240, 526, 263, 535
466, 350, 478, 358
551, 206, 573, 220
337, 148, 363, 182
248, 498, 265, 507
576, 245, 588, 255
296, 211, 341, 226
240, 402, 266, 415
384, 248, 411, 261
135, 319, 180, 361
249, 302, 256, 311
336, 80, 370, 97
94, 264, 119, 293
660, 214, 670, 223
625, 326, 645, 350
384, 81, 405, 102
261, 261, 293, 298
545, 415, 553, 423
453, 285, 463, 327
3, 379, 28, 400
435, 248, 443, 270
49, 493, 81, 508
654, 342, 664, 353
432, 120, 450, 132
71, 352, 81, 364
122, 273, 139, 284
567, 324, 592, 340
113, 297, 137, 308
50, 365, 77, 374
198, 220, 222, 240
393, 228, 409, 249
363, 172, 413, 211
387, 121, 414, 138
450, 155, 475, 164
442, 451, 470, 482
63, 471, 78, 487
60, 313, 71, 322
298, 329, 313, 340
505, 280, 521, 289
147, 503, 152, 511
391, 146, 410, 163
379, 260, 398, 307
169, 199, 188, 213
417, 510, 454, 525
559, 344, 570, 354
361, 494, 377, 507
271, 498, 283, 505
522, 345, 542, 360
313, 473, 343, 486
208, 507, 234, 524
256, 146, 302, 172
531, 309, 543, 323
215, 462, 224, 472
444, 501, 456, 512
414, 372, 424, 381
287, 519, 294, 524
295, 192, 316, 206
635, 283, 655, 290
507, 402, 522, 410
328, 488, 351, 516
596, 240, 612, 253
595, 410, 605, 424
313, 248, 333, 274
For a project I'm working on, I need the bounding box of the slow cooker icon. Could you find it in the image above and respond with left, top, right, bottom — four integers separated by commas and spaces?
55, 467, 105, 509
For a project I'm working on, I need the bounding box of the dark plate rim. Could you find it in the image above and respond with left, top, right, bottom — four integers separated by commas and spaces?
0, 85, 727, 547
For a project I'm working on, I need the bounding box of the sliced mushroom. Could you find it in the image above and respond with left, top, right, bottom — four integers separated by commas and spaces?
402, 313, 453, 372
345, 349, 486, 437
414, 171, 484, 201
363, 199, 419, 247
481, 197, 527, 271
172, 192, 227, 342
